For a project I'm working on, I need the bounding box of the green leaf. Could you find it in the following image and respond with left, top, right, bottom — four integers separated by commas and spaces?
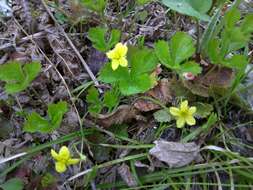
0, 178, 24, 190
0, 61, 41, 94
180, 61, 202, 75
103, 89, 120, 111
190, 0, 212, 14
222, 55, 248, 71
99, 63, 129, 83
241, 14, 253, 34
81, 0, 106, 13
193, 102, 213, 118
170, 32, 195, 65
129, 47, 158, 76
88, 27, 121, 52
154, 40, 173, 68
161, 0, 210, 21
207, 39, 222, 63
153, 109, 171, 123
119, 74, 152, 95
200, 7, 222, 54
23, 101, 68, 133
48, 101, 68, 126
108, 29, 121, 50
87, 87, 103, 114
224, 8, 241, 29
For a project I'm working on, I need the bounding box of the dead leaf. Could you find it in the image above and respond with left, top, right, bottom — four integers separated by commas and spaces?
149, 140, 200, 168
183, 67, 234, 97
134, 79, 173, 112
97, 105, 145, 128
118, 163, 137, 187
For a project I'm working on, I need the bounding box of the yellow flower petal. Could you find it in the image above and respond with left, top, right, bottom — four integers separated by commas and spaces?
59, 146, 70, 160
51, 149, 60, 161
55, 162, 67, 173
180, 100, 189, 112
169, 107, 180, 116
115, 43, 127, 57
176, 118, 185, 128
111, 60, 119, 70
185, 115, 196, 126
119, 57, 128, 67
67, 158, 80, 165
106, 50, 116, 59
189, 106, 196, 114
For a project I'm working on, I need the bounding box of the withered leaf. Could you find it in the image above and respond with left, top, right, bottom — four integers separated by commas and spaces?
183, 67, 234, 97
134, 79, 173, 112
118, 163, 137, 187
97, 105, 144, 128
149, 140, 200, 168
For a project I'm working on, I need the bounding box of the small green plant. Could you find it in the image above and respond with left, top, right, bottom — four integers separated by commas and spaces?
41, 173, 56, 188
154, 32, 202, 77
99, 44, 158, 95
0, 178, 24, 190
86, 86, 120, 114
88, 27, 121, 52
206, 7, 253, 71
0, 61, 41, 94
23, 101, 68, 133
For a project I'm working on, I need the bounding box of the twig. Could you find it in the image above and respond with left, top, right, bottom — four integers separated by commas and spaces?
40, 0, 102, 93
0, 31, 46, 51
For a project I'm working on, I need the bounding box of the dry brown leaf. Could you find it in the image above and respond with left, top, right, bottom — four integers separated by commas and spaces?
149, 140, 200, 168
183, 67, 234, 97
97, 105, 144, 128
134, 79, 173, 112
118, 163, 137, 187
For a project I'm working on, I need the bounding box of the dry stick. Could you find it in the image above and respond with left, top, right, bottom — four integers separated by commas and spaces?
0, 31, 46, 51
40, 0, 102, 93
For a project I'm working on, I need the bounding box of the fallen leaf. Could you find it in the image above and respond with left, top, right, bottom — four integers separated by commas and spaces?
97, 105, 144, 128
134, 79, 173, 112
153, 109, 171, 123
183, 67, 234, 97
117, 163, 137, 187
149, 140, 200, 168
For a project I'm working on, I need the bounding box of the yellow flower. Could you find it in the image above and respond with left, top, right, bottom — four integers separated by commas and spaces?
169, 100, 196, 128
51, 146, 80, 173
106, 43, 128, 70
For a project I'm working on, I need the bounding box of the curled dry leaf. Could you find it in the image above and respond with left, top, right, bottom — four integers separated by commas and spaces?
134, 79, 173, 112
149, 140, 200, 168
118, 163, 137, 187
97, 105, 144, 128
183, 67, 234, 97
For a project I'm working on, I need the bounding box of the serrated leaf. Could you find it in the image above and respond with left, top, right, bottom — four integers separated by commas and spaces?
23, 112, 50, 133
87, 87, 103, 114
154, 40, 173, 68
224, 8, 241, 29
207, 39, 222, 63
103, 89, 119, 111
23, 101, 68, 133
0, 178, 24, 190
241, 14, 253, 34
153, 109, 171, 123
161, 0, 210, 21
0, 61, 41, 94
48, 101, 68, 126
119, 74, 152, 95
222, 55, 248, 71
88, 27, 121, 52
180, 61, 202, 75
193, 102, 213, 118
170, 32, 195, 65
129, 47, 158, 76
99, 63, 129, 83
81, 0, 106, 13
